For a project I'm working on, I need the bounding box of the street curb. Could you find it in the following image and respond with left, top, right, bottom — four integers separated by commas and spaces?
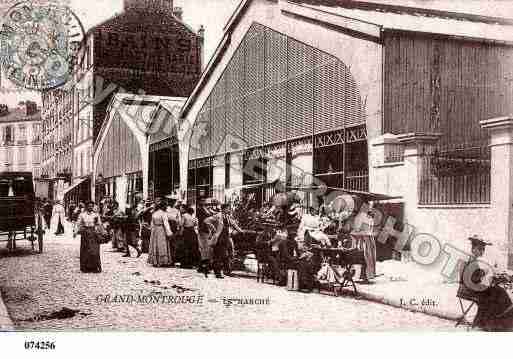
0, 290, 14, 331
353, 288, 460, 323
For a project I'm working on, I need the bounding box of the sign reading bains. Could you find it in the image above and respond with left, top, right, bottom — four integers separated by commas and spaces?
96, 31, 198, 74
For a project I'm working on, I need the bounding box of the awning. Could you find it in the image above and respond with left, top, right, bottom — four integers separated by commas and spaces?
325, 187, 402, 202
285, 185, 402, 202
62, 178, 88, 197
226, 182, 402, 202
232, 183, 267, 190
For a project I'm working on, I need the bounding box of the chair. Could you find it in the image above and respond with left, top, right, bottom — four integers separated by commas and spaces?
455, 262, 479, 328
455, 297, 477, 328
455, 262, 478, 328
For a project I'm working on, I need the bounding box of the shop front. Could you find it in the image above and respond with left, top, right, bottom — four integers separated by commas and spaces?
146, 98, 187, 201
63, 176, 91, 207
149, 137, 180, 199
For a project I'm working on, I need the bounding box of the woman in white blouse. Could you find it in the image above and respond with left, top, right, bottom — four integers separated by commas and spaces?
77, 201, 102, 273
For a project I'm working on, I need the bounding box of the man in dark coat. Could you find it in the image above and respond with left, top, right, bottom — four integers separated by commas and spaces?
205, 204, 243, 279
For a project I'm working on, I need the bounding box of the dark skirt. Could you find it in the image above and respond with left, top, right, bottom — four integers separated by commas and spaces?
43, 214, 51, 228
212, 234, 231, 274
475, 285, 513, 331
182, 227, 199, 267
80, 228, 102, 273
56, 218, 64, 234
141, 224, 151, 253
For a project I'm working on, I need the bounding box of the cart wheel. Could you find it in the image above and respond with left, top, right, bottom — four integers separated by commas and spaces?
36, 214, 43, 253
6, 232, 12, 252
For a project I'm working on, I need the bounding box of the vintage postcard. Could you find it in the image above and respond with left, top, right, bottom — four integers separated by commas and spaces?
1, 0, 513, 346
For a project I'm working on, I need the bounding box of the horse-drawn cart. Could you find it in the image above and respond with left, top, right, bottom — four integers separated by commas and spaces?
0, 172, 44, 254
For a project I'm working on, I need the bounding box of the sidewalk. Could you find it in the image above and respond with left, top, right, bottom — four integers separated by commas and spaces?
353, 260, 471, 323
244, 255, 474, 323
0, 291, 14, 331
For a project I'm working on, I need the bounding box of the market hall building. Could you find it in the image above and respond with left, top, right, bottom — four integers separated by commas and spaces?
92, 94, 185, 211
180, 0, 513, 268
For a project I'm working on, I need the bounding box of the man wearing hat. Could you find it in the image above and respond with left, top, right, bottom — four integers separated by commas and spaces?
459, 235, 513, 330
205, 204, 243, 278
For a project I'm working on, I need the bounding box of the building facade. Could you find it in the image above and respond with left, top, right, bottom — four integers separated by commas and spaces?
42, 0, 203, 202
0, 101, 43, 191
41, 88, 75, 200
180, 0, 513, 268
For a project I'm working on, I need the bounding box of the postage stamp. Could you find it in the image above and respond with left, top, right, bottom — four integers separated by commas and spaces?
0, 0, 84, 91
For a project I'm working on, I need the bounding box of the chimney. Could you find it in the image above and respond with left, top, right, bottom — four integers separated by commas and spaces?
24, 101, 38, 116
0, 104, 8, 117
198, 25, 205, 70
173, 6, 183, 20
124, 0, 173, 12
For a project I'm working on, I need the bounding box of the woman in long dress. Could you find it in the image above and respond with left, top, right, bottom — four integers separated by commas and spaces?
148, 198, 173, 267
78, 201, 102, 273
349, 202, 377, 281
52, 200, 66, 236
180, 206, 199, 269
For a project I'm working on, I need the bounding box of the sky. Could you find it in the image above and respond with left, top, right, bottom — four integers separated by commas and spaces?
1, 0, 513, 107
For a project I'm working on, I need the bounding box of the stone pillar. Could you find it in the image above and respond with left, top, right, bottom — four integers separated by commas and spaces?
481, 117, 513, 269
396, 132, 441, 224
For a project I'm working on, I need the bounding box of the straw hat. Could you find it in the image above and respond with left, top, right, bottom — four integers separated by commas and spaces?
468, 235, 492, 248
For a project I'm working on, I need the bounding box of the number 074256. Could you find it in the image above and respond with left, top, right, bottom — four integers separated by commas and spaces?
24, 341, 56, 350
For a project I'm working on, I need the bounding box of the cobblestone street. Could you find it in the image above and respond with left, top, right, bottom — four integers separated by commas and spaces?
0, 228, 462, 331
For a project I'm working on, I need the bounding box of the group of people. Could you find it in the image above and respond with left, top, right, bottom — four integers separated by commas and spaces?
67, 194, 244, 280
250, 194, 379, 291
38, 198, 66, 236
144, 196, 243, 279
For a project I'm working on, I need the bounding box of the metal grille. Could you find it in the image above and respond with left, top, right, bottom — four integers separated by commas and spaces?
265, 28, 288, 86
244, 24, 265, 148
244, 89, 265, 147
225, 45, 245, 148
345, 170, 369, 192
419, 146, 491, 204
264, 82, 287, 144
244, 23, 265, 93
188, 23, 367, 186
287, 70, 314, 139
315, 61, 338, 133
211, 106, 225, 155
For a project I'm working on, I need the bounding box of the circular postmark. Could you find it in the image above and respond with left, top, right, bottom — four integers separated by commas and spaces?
0, 1, 85, 91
